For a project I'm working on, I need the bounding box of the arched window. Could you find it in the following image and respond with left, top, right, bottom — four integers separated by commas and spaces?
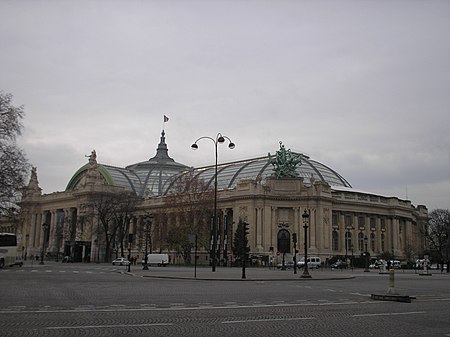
370, 232, 375, 252
332, 231, 339, 251
358, 232, 364, 251
277, 229, 290, 254
345, 231, 352, 253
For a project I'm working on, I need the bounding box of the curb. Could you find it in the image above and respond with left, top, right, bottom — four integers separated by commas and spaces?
136, 274, 356, 281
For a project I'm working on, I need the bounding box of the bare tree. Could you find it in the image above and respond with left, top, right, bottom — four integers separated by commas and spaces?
426, 209, 450, 272
162, 172, 214, 264
87, 190, 139, 262
0, 91, 29, 213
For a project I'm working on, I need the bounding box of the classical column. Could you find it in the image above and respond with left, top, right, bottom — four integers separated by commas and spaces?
376, 216, 381, 253
271, 206, 277, 250
340, 213, 346, 255
316, 207, 324, 251
36, 212, 43, 249
48, 210, 57, 252
309, 208, 317, 251
256, 207, 263, 251
392, 217, 399, 256
263, 205, 272, 250
29, 213, 37, 249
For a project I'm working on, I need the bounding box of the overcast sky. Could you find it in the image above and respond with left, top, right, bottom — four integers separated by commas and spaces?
1, 1, 449, 210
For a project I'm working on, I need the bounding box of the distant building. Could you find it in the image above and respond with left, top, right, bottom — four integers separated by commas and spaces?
17, 130, 427, 265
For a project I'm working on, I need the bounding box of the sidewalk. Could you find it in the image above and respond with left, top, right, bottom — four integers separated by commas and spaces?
125, 266, 356, 281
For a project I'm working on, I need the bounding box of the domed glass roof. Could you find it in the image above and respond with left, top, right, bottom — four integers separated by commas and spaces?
66, 132, 351, 197
162, 153, 351, 195
66, 131, 190, 197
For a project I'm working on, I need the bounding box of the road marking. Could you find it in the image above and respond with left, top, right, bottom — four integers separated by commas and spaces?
46, 323, 173, 330
350, 292, 370, 297
223, 317, 315, 324
353, 311, 425, 317
0, 300, 376, 314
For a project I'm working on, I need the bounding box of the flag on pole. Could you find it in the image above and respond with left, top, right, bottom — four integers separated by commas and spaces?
164, 115, 169, 123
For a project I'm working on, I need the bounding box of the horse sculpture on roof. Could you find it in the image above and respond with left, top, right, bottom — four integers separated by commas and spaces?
268, 142, 303, 179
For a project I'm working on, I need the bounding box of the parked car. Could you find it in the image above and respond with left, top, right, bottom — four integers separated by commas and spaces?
389, 260, 401, 269
112, 257, 130, 266
142, 253, 170, 267
331, 260, 347, 269
62, 255, 73, 263
277, 261, 295, 269
369, 259, 386, 269
298, 257, 322, 269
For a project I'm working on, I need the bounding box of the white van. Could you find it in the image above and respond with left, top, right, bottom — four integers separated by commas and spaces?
390, 260, 401, 269
144, 253, 169, 267
297, 257, 322, 269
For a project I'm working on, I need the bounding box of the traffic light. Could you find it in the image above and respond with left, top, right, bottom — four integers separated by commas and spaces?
244, 222, 249, 236
292, 233, 297, 243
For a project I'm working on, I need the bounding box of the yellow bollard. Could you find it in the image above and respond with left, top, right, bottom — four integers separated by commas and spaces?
389, 268, 395, 287
387, 268, 398, 295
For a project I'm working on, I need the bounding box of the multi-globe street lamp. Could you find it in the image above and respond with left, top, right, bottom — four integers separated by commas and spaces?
191, 133, 235, 272
143, 215, 153, 270
301, 210, 312, 279
364, 235, 370, 272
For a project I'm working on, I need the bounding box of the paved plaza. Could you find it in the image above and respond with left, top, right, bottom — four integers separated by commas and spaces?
1, 261, 449, 337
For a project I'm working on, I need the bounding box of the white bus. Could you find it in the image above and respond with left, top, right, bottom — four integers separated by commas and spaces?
0, 233, 19, 268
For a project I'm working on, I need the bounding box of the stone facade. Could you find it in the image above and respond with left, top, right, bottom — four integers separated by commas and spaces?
11, 135, 428, 265
15, 161, 428, 266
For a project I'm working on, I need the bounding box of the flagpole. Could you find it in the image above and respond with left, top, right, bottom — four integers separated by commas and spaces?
163, 115, 169, 131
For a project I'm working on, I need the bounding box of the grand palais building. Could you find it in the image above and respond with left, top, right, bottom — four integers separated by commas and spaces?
14, 130, 428, 266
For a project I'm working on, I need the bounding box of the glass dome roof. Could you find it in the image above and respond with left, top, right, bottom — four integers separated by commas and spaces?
66, 131, 190, 197
162, 153, 351, 195
66, 131, 351, 197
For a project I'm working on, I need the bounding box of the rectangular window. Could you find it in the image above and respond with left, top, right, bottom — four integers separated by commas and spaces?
332, 213, 338, 228
345, 215, 352, 228
358, 216, 365, 229
370, 217, 376, 230
370, 233, 375, 252
332, 231, 339, 251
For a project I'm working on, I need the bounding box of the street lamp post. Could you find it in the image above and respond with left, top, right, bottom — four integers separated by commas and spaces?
292, 233, 297, 275
127, 232, 132, 273
192, 133, 235, 272
364, 235, 370, 272
40, 223, 50, 265
345, 228, 349, 266
351, 244, 354, 270
143, 215, 153, 270
301, 210, 312, 279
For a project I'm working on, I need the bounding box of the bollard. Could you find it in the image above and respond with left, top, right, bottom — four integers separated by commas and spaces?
371, 267, 412, 302
386, 268, 399, 295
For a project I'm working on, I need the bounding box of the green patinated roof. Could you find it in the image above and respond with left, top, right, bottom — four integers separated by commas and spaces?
66, 131, 352, 197
66, 131, 189, 196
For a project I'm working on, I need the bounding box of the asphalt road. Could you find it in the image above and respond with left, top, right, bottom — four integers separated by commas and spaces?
1, 262, 449, 337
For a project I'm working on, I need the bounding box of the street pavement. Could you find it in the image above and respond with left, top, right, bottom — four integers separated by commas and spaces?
19, 259, 450, 282
127, 264, 356, 280
2, 261, 450, 337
